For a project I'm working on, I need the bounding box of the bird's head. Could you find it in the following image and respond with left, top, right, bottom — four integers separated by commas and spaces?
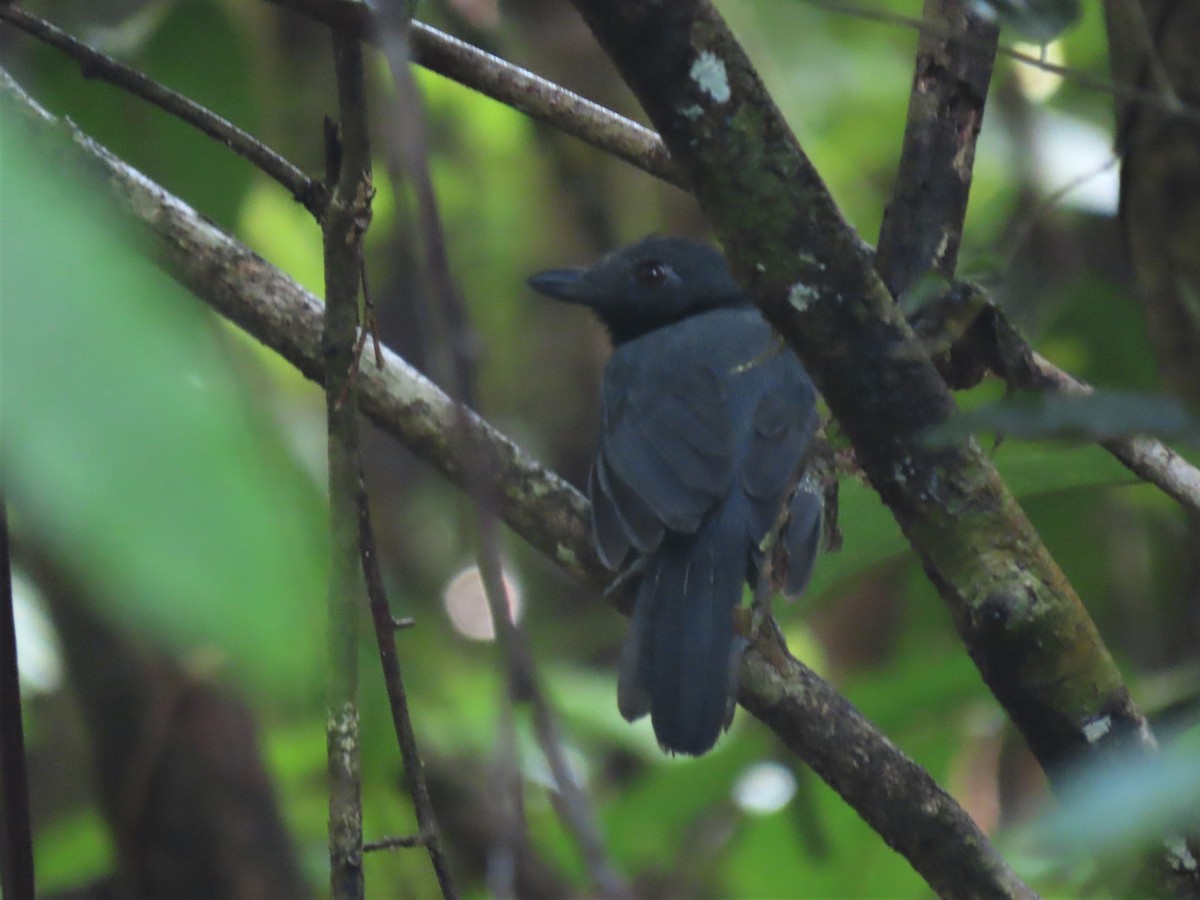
528, 236, 746, 344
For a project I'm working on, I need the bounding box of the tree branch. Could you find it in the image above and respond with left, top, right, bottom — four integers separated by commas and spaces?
566, 0, 1149, 788
876, 0, 998, 297
356, 484, 459, 897
0, 69, 1033, 898
258, 0, 679, 186
254, 0, 1200, 521
0, 3, 326, 216
322, 28, 372, 900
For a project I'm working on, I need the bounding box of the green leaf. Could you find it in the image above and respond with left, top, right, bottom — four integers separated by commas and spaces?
925, 390, 1200, 449
1, 120, 325, 696
1036, 724, 1200, 859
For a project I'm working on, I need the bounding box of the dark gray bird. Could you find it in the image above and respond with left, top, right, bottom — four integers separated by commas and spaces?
530, 236, 822, 755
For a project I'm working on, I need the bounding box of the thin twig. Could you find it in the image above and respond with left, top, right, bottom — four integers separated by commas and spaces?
372, 7, 630, 896
0, 4, 327, 216
322, 29, 373, 900
364, 833, 427, 852
0, 496, 36, 900
356, 483, 459, 897
1015, 341, 1200, 518
259, 0, 679, 186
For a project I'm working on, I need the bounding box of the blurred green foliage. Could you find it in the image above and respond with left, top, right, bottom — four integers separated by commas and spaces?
0, 121, 326, 696
4, 0, 1198, 896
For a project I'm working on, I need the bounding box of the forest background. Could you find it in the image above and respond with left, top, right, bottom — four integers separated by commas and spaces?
2, 0, 1199, 897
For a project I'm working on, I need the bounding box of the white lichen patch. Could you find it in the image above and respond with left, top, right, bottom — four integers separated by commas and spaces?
1167, 836, 1198, 872
788, 280, 820, 311
1081, 715, 1111, 743
680, 104, 705, 120
689, 51, 731, 104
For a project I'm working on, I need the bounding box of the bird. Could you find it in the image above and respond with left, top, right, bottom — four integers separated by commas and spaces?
529, 236, 823, 756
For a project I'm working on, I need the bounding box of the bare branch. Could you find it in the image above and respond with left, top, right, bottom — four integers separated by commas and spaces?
259, 0, 678, 185
373, 7, 628, 895
364, 833, 427, 852
0, 4, 326, 216
876, 0, 998, 296
322, 28, 372, 900
356, 484, 459, 897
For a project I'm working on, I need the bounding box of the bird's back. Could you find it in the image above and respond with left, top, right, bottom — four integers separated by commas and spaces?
599, 306, 819, 753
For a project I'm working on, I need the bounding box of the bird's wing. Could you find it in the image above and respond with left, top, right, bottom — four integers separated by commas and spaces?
740, 357, 822, 595
590, 347, 735, 567
742, 378, 818, 540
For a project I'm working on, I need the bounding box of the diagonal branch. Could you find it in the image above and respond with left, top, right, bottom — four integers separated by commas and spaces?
254, 0, 1200, 521
565, 0, 1149, 792
260, 0, 679, 186
373, 2, 625, 893
0, 3, 326, 216
0, 68, 1034, 899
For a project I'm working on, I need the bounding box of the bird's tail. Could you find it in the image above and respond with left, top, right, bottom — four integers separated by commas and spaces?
617, 514, 746, 756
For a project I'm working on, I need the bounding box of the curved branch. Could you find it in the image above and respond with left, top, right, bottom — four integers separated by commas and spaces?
0, 68, 1033, 899
0, 4, 326, 216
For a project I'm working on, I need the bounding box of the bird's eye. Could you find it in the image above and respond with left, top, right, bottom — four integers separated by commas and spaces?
633, 260, 673, 287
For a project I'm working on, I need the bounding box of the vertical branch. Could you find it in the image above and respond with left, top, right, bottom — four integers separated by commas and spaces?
0, 498, 36, 900
876, 0, 998, 296
373, 6, 629, 898
325, 25, 461, 896
322, 30, 373, 900
356, 488, 459, 898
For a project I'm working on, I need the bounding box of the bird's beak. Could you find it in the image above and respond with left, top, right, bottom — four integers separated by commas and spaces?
527, 267, 591, 305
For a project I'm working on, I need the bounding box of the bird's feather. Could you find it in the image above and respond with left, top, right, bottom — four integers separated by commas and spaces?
530, 238, 823, 755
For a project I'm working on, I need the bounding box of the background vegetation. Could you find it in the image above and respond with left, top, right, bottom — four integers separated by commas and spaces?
2, 0, 1198, 896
